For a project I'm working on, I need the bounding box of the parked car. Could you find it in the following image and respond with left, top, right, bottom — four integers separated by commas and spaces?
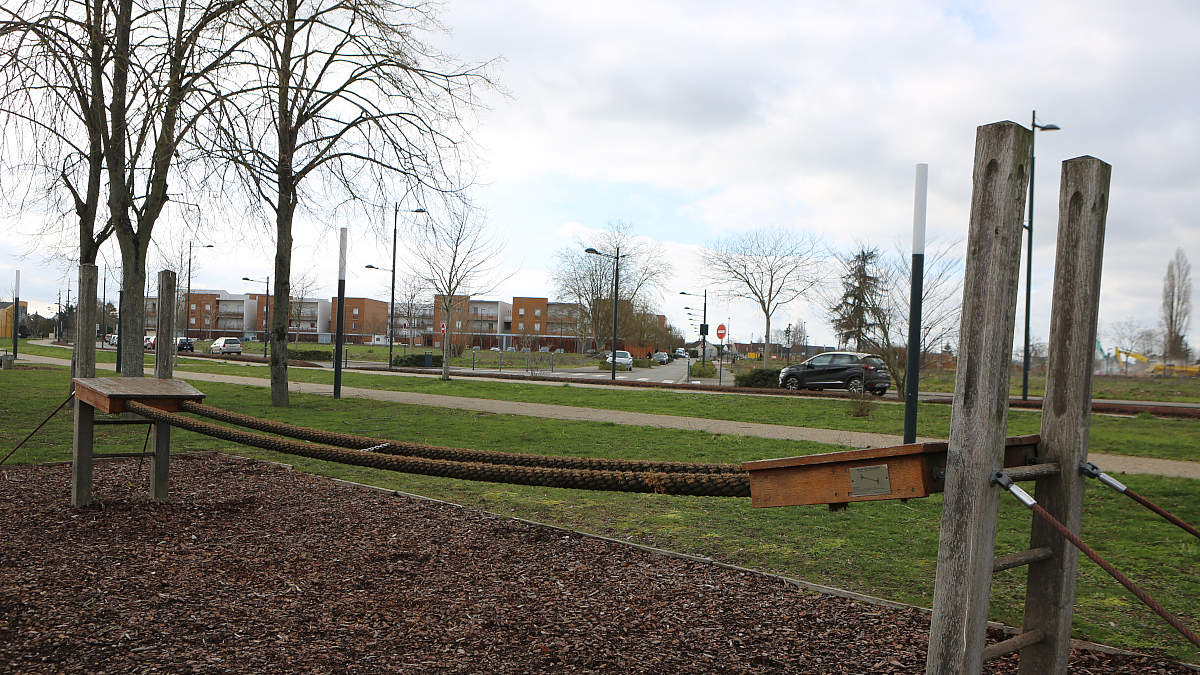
605, 350, 634, 371
674, 348, 688, 358
652, 351, 670, 364
778, 351, 890, 396
176, 337, 194, 352
209, 337, 243, 355
143, 335, 156, 350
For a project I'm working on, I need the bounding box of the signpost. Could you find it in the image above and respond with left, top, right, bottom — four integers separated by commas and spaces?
716, 324, 727, 386
716, 324, 726, 340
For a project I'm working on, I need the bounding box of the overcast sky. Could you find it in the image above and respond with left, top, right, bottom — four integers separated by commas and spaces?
2, 0, 1197, 350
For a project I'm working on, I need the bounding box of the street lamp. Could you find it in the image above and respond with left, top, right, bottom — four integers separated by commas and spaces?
585, 245, 624, 381
680, 290, 707, 364
378, 206, 428, 370
243, 276, 269, 357
1022, 110, 1061, 400
185, 243, 214, 341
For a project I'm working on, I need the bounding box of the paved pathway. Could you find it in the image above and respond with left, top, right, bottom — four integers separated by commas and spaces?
19, 352, 1199, 479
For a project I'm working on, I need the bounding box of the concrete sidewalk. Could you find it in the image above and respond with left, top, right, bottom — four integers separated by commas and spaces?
17, 352, 1200, 479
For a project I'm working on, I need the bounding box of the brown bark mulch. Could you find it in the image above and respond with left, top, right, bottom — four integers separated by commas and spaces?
0, 455, 1191, 673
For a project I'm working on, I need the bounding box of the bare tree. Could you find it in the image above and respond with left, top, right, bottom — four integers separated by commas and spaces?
1161, 247, 1192, 363
701, 226, 825, 363
405, 209, 504, 380
197, 0, 489, 404
552, 222, 671, 351
853, 242, 962, 395
394, 274, 430, 358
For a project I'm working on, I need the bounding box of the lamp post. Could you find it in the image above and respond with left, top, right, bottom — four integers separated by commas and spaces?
243, 276, 269, 356
185, 243, 214, 341
585, 245, 623, 381
1022, 110, 1061, 400
680, 290, 707, 363
372, 204, 425, 370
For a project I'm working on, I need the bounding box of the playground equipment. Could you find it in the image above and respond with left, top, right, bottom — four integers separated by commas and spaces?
60, 123, 1198, 672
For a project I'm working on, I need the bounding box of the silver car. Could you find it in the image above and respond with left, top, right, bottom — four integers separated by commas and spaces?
605, 350, 634, 371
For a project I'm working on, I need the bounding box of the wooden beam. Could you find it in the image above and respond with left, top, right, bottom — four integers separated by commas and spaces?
71, 398, 94, 507
75, 264, 97, 380
983, 630, 1044, 661
1019, 156, 1111, 674
926, 121, 1032, 675
993, 547, 1053, 573
1005, 463, 1060, 481
155, 270, 176, 380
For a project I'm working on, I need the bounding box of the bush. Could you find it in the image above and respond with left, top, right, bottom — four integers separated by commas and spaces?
287, 349, 329, 361
392, 353, 443, 367
847, 393, 875, 417
735, 368, 781, 388
688, 361, 717, 378
633, 358, 654, 368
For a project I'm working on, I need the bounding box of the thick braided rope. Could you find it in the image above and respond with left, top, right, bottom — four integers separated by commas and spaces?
130, 402, 749, 497
179, 400, 741, 475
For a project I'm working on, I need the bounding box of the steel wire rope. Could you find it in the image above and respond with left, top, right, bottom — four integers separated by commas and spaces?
994, 472, 1200, 649
1, 393, 74, 465
178, 400, 742, 475
1081, 462, 1200, 541
126, 401, 750, 497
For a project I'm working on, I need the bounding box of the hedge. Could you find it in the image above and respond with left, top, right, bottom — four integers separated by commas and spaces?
287, 349, 329, 361
391, 353, 443, 367
734, 367, 780, 388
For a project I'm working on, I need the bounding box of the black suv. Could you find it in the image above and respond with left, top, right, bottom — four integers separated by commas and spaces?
778, 351, 891, 396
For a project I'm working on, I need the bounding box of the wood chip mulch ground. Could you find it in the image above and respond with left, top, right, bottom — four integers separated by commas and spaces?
0, 454, 1192, 673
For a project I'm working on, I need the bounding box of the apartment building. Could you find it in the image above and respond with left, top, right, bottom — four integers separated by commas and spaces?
330, 297, 389, 344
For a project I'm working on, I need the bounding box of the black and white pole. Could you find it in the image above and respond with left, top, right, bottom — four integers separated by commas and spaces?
11, 271, 19, 359
610, 245, 620, 381
388, 205, 398, 370
333, 227, 348, 399
903, 163, 927, 444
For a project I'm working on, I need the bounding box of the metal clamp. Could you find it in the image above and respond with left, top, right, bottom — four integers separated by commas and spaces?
991, 471, 1037, 508
1079, 461, 1127, 493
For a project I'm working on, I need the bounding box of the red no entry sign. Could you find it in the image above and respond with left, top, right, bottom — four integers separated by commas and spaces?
716, 324, 726, 340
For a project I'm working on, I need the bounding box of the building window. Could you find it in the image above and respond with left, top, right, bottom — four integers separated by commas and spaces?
518, 308, 525, 317
352, 308, 359, 316
352, 322, 358, 330
534, 309, 541, 317
190, 303, 195, 310
455, 321, 462, 329
190, 317, 195, 325
204, 304, 211, 311
534, 323, 540, 332
204, 319, 210, 326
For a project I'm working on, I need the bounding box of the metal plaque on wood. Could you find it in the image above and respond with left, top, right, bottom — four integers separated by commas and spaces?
849, 464, 891, 497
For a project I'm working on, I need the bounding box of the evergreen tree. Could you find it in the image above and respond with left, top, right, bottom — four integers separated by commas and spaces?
830, 248, 883, 351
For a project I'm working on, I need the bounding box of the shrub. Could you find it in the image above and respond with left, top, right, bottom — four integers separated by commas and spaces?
847, 393, 875, 417
392, 353, 443, 367
735, 368, 780, 388
633, 358, 654, 368
688, 361, 717, 378
287, 349, 329, 361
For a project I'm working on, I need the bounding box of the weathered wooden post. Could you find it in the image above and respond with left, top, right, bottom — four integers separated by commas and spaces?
926, 121, 1031, 674
71, 264, 99, 507
1018, 157, 1110, 672
152, 269, 177, 500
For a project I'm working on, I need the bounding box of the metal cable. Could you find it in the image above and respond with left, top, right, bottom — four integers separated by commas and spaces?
1, 393, 74, 465
127, 401, 750, 497
178, 400, 741, 475
1122, 489, 1200, 541
1027, 502, 1200, 649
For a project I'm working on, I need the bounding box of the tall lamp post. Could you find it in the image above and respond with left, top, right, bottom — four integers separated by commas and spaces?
680, 289, 707, 363
243, 276, 269, 357
585, 245, 623, 381
185, 243, 214, 341
371, 205, 426, 371
1022, 110, 1061, 400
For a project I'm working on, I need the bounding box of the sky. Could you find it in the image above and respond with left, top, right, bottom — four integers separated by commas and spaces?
2, 0, 1197, 351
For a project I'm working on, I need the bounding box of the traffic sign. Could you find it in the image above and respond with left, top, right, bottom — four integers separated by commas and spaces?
440, 322, 446, 335
716, 324, 726, 340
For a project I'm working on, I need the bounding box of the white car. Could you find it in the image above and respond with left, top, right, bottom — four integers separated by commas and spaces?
209, 337, 243, 355
605, 350, 634, 371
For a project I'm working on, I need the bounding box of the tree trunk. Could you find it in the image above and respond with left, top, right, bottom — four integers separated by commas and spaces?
117, 236, 148, 376
270, 198, 294, 407
763, 314, 772, 363
441, 301, 451, 380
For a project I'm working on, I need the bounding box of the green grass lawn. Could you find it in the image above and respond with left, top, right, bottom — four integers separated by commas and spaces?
10, 339, 1200, 462
1, 364, 1197, 661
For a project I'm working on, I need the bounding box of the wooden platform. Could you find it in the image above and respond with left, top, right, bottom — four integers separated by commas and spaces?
741, 435, 1039, 508
72, 377, 205, 414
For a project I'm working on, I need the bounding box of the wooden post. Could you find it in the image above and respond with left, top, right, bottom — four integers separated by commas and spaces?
76, 264, 98, 379
1018, 157, 1110, 673
72, 264, 98, 507
155, 270, 176, 379
152, 270, 176, 500
926, 121, 1031, 674
71, 398, 94, 507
